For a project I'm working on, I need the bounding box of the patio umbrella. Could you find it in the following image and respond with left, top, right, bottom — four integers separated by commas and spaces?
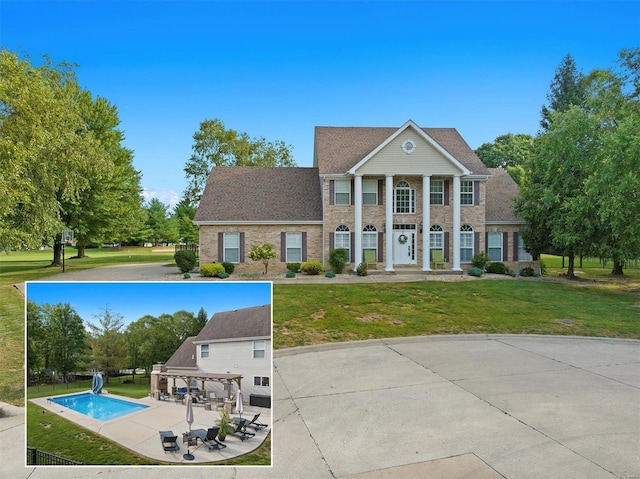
183, 394, 194, 461
236, 389, 244, 419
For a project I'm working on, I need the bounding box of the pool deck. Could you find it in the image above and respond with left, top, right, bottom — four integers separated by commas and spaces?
31, 392, 271, 464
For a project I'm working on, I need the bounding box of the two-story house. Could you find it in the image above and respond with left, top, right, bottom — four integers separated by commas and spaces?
194, 120, 535, 273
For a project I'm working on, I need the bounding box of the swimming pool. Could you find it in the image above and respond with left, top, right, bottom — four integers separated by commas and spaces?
49, 392, 148, 422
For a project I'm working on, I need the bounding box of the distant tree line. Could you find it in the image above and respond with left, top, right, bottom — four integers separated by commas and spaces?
27, 301, 209, 385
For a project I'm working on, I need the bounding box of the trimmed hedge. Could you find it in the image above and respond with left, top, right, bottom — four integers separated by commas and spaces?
300, 260, 324, 275
468, 267, 484, 277
174, 250, 196, 273
200, 263, 226, 277
486, 262, 507, 274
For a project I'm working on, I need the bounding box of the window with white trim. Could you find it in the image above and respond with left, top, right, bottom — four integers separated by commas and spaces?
362, 179, 378, 205
334, 179, 351, 205
460, 224, 474, 263
200, 344, 209, 359
286, 232, 302, 262
461, 180, 474, 206
430, 180, 444, 205
224, 232, 240, 263
362, 224, 378, 261
394, 180, 415, 213
335, 224, 351, 263
429, 224, 444, 261
253, 340, 266, 359
253, 376, 270, 387
487, 232, 502, 262
518, 235, 532, 261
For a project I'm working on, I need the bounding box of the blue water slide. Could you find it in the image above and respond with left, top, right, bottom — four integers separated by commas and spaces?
91, 373, 103, 394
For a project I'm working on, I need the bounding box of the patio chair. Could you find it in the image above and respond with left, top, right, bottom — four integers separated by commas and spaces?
242, 413, 268, 431
364, 249, 378, 269
432, 250, 446, 269
199, 427, 227, 451
231, 419, 256, 441
159, 430, 180, 453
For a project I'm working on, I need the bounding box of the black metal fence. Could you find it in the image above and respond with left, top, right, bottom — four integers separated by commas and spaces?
27, 447, 82, 465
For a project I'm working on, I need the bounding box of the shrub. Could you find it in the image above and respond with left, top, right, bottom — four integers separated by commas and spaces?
285, 271, 296, 278
472, 252, 490, 270
540, 258, 547, 276
286, 263, 301, 273
174, 250, 196, 273
486, 262, 507, 274
329, 248, 348, 274
221, 262, 235, 275
200, 263, 225, 277
520, 266, 536, 277
300, 260, 324, 275
325, 271, 336, 278
356, 262, 368, 276
467, 267, 484, 277
217, 272, 229, 279
183, 273, 191, 279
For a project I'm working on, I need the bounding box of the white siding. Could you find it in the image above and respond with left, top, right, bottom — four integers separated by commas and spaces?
357, 133, 462, 176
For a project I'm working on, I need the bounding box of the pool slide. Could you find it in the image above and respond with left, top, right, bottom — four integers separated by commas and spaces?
91, 373, 103, 394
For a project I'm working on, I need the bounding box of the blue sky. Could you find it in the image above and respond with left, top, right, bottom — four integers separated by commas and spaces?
26, 281, 272, 326
2, 1, 638, 208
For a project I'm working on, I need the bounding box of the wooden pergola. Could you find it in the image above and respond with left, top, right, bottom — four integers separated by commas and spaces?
158, 371, 242, 399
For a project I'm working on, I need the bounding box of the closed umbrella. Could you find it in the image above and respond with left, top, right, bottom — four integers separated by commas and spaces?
236, 389, 244, 420
183, 394, 194, 461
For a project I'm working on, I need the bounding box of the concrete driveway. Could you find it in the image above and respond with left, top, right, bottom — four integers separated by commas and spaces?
4, 334, 639, 478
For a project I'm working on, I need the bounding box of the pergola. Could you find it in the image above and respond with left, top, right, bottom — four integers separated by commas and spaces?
158, 371, 242, 399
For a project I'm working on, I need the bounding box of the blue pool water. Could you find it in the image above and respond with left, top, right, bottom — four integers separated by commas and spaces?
49, 392, 148, 422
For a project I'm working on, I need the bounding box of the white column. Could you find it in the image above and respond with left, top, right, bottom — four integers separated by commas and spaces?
385, 175, 394, 272
354, 175, 363, 267
452, 175, 462, 271
422, 175, 431, 271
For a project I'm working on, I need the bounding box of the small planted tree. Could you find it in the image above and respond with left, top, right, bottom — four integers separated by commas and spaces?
248, 243, 278, 275
329, 248, 348, 274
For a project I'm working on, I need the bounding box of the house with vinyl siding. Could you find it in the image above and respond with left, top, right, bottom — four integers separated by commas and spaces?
194, 120, 536, 273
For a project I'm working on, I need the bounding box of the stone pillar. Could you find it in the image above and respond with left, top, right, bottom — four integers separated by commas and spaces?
224, 399, 233, 416
385, 175, 394, 272
422, 175, 432, 271
354, 175, 363, 267
150, 364, 166, 397
452, 175, 462, 271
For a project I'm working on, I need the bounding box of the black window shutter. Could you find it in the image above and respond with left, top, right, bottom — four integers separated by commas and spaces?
350, 233, 355, 263
474, 181, 480, 206
329, 180, 335, 205
329, 232, 334, 251
502, 232, 508, 261
218, 232, 224, 262
378, 180, 383, 205
302, 232, 307, 262
281, 232, 286, 262
444, 232, 450, 262
378, 232, 384, 262
474, 232, 480, 256
513, 232, 519, 261
240, 232, 245, 262
485, 232, 489, 253
350, 179, 354, 205
444, 180, 450, 206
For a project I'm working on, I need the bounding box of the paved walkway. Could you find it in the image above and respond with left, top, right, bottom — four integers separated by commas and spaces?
4, 335, 640, 478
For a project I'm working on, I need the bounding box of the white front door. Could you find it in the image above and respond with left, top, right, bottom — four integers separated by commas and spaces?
393, 231, 416, 265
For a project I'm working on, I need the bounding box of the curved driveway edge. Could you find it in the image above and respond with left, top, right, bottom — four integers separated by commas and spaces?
7, 335, 640, 478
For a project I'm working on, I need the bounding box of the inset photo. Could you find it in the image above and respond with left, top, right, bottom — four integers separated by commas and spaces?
25, 281, 272, 466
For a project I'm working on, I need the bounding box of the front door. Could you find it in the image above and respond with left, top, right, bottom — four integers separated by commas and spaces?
393, 230, 416, 265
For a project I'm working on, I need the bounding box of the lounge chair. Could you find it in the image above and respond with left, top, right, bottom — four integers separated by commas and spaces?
240, 413, 268, 431
197, 427, 227, 451
432, 250, 446, 269
364, 249, 378, 269
159, 430, 180, 453
231, 419, 256, 441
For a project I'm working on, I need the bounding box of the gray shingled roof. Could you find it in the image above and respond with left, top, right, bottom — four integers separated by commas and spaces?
165, 336, 197, 369
485, 168, 522, 222
194, 167, 322, 223
313, 126, 491, 176
194, 305, 271, 342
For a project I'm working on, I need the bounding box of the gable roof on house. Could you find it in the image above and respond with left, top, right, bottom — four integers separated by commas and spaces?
165, 335, 197, 369
193, 304, 271, 343
194, 167, 322, 224
313, 123, 491, 176
485, 168, 523, 223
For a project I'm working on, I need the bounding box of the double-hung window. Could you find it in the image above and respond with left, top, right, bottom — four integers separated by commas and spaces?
394, 181, 415, 213
286, 232, 302, 262
334, 179, 351, 205
429, 224, 444, 261
461, 180, 474, 205
518, 235, 532, 261
487, 232, 502, 262
460, 224, 474, 262
334, 225, 351, 263
253, 376, 270, 387
362, 224, 378, 260
362, 179, 378, 205
224, 232, 240, 263
430, 180, 444, 205
200, 344, 209, 359
253, 340, 266, 359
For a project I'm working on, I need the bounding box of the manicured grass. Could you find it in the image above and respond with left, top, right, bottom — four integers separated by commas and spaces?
272, 279, 640, 349
27, 375, 151, 400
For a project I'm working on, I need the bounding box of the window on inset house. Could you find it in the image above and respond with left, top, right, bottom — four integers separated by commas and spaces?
518, 235, 532, 261
362, 179, 378, 205
460, 224, 474, 262
334, 179, 351, 205
461, 180, 474, 205
429, 224, 444, 261
224, 232, 240, 263
254, 376, 270, 387
487, 232, 502, 262
394, 180, 415, 213
253, 340, 266, 359
201, 344, 209, 359
335, 224, 351, 263
286, 232, 302, 262
430, 180, 444, 205
362, 224, 378, 261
